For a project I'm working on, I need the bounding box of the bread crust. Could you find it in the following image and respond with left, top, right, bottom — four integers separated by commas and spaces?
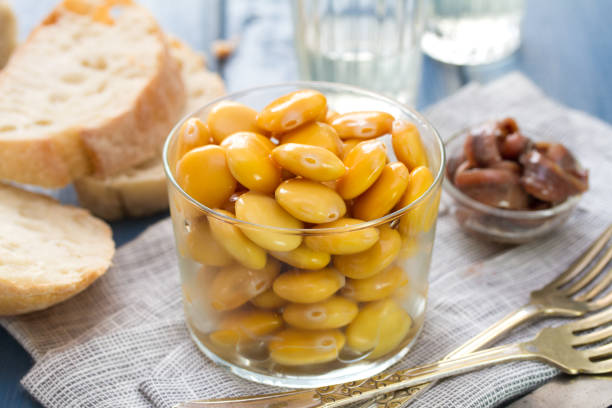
0, 0, 186, 187
0, 183, 115, 315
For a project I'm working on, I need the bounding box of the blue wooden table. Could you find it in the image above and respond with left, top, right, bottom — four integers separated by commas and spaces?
2, 1, 612, 406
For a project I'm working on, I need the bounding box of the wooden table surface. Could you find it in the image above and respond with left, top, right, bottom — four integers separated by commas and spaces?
2, 1, 612, 407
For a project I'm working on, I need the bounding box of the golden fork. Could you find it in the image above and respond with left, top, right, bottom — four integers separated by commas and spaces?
175, 305, 612, 407
354, 223, 612, 408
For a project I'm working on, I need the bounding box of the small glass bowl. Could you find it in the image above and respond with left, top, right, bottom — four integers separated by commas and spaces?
163, 82, 445, 387
443, 129, 582, 245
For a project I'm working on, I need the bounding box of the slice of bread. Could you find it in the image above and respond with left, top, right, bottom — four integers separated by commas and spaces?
74, 38, 225, 220
0, 0, 17, 69
0, 182, 115, 315
0, 0, 186, 187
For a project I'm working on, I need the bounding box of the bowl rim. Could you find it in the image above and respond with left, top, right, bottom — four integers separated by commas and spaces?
163, 81, 446, 235
443, 126, 583, 220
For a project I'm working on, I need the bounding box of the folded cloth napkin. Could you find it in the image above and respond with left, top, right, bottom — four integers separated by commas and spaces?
2, 73, 612, 408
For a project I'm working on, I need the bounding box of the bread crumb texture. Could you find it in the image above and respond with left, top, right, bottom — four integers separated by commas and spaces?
0, 183, 114, 315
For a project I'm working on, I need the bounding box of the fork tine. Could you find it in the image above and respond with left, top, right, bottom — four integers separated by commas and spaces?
585, 341, 612, 359
573, 325, 612, 346
550, 224, 612, 288
568, 307, 612, 331
588, 290, 612, 311
563, 243, 612, 296
574, 249, 612, 301
591, 356, 612, 374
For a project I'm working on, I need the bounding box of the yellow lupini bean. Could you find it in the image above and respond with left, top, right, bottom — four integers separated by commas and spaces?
221, 132, 281, 194
333, 225, 401, 279
270, 242, 330, 270
325, 109, 340, 124
185, 217, 233, 266
208, 209, 267, 270
210, 309, 283, 347
235, 192, 303, 251
271, 143, 346, 181
346, 298, 412, 359
341, 138, 362, 159
331, 111, 395, 139
176, 145, 237, 209
209, 259, 280, 311
256, 89, 327, 132
305, 218, 380, 255
342, 265, 407, 302
250, 289, 288, 309
273, 268, 345, 303
391, 119, 428, 170
282, 296, 358, 330
336, 140, 387, 199
176, 117, 211, 159
279, 122, 344, 157
275, 179, 346, 224
269, 328, 345, 366
396, 166, 437, 235
207, 101, 263, 144
352, 162, 410, 221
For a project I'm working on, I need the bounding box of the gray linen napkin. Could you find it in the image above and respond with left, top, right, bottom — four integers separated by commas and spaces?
2, 72, 611, 408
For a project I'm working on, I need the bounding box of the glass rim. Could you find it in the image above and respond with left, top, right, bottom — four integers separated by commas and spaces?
443, 127, 583, 220
163, 81, 446, 235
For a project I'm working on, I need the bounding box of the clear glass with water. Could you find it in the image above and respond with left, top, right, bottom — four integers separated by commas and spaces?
421, 0, 525, 65
292, 0, 425, 107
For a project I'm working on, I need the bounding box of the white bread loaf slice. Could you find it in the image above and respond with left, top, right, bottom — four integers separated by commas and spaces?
0, 0, 17, 69
0, 183, 115, 315
74, 38, 225, 220
0, 0, 185, 187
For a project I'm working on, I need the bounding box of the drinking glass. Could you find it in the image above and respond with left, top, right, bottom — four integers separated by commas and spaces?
292, 0, 425, 106
421, 0, 525, 65
163, 82, 445, 387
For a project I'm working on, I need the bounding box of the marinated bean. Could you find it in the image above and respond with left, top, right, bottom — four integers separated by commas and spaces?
269, 328, 345, 366
273, 268, 345, 303
209, 259, 281, 311
235, 192, 303, 251
341, 138, 362, 159
346, 298, 412, 359
392, 119, 428, 170
176, 117, 211, 159
221, 132, 281, 194
271, 143, 346, 181
210, 309, 283, 347
352, 162, 409, 221
396, 166, 437, 235
325, 109, 340, 124
279, 122, 343, 157
275, 179, 346, 223
208, 209, 267, 270
270, 243, 330, 270
176, 145, 237, 209
185, 217, 233, 266
305, 218, 380, 255
341, 266, 407, 302
250, 289, 288, 309
256, 89, 327, 132
333, 225, 401, 279
336, 140, 387, 199
207, 101, 263, 143
283, 296, 358, 330
331, 111, 394, 139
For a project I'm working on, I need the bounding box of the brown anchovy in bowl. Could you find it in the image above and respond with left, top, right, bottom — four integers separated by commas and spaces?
447, 118, 589, 210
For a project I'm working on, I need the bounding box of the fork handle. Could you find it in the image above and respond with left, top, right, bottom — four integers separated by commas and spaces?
173, 343, 534, 408
357, 303, 543, 408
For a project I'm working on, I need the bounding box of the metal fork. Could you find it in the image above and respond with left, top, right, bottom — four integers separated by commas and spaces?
355, 223, 612, 408
174, 305, 612, 407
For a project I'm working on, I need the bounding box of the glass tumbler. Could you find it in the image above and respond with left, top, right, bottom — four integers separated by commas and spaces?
163, 82, 445, 388
292, 0, 425, 106
421, 0, 525, 65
